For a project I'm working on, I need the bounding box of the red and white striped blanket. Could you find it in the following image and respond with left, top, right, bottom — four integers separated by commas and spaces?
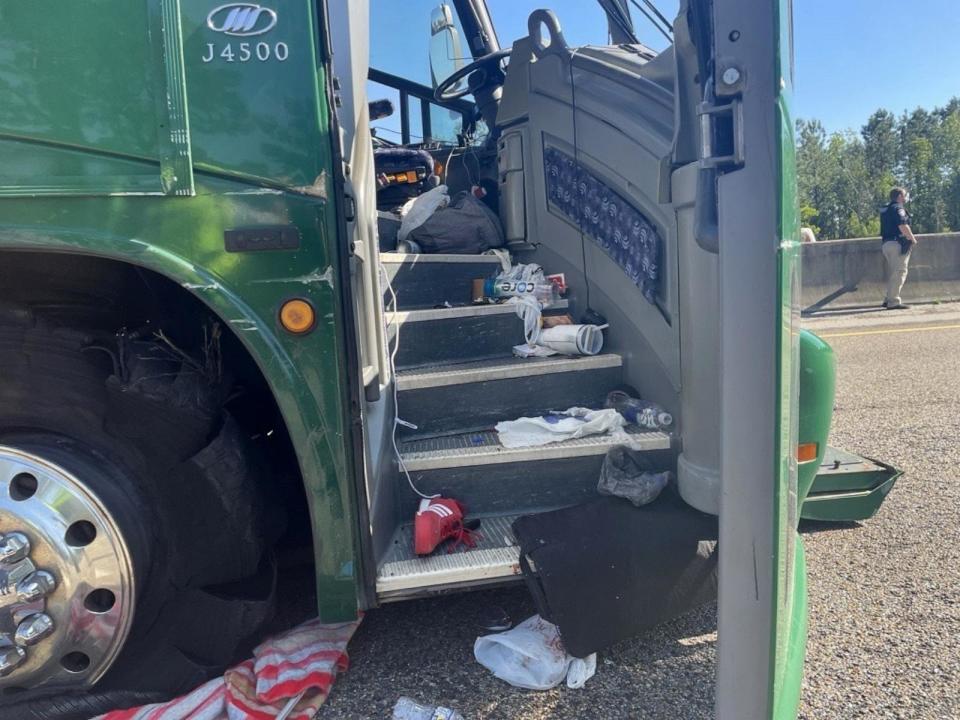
94, 616, 362, 720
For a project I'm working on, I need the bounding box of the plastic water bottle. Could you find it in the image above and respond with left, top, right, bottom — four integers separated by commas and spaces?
605, 390, 673, 430
483, 277, 560, 306
392, 696, 464, 720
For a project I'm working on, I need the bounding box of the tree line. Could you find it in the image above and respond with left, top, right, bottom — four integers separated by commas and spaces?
797, 97, 960, 240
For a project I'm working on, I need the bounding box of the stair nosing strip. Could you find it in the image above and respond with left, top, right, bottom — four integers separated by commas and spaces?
380, 252, 505, 264
401, 431, 672, 471
397, 354, 622, 390
388, 299, 568, 324
376, 547, 522, 594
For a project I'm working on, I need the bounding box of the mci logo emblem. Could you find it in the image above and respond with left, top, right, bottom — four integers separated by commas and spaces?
207, 3, 278, 36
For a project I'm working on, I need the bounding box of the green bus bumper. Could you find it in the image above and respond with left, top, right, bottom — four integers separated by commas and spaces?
800, 447, 903, 522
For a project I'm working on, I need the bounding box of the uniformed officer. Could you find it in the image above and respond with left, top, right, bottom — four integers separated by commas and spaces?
879, 187, 917, 309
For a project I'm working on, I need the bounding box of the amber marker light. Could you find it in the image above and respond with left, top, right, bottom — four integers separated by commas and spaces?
797, 442, 818, 463
279, 299, 316, 334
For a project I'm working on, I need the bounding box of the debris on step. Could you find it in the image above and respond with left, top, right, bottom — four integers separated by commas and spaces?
542, 313, 574, 328
483, 263, 560, 306
398, 184, 449, 243
605, 390, 673, 430
546, 272, 567, 294
413, 497, 480, 556
598, 445, 672, 507
494, 407, 627, 449
406, 190, 506, 254
513, 323, 606, 358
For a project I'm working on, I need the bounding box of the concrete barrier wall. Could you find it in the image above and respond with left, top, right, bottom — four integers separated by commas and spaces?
801, 232, 960, 312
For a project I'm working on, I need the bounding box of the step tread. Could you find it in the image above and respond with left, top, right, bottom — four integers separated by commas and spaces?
381, 252, 505, 264
377, 513, 522, 596
397, 354, 622, 391
387, 299, 568, 324
400, 426, 671, 471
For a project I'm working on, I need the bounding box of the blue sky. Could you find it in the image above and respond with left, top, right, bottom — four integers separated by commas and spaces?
371, 0, 960, 136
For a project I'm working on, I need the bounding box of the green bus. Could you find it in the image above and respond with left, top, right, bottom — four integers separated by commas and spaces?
0, 0, 898, 716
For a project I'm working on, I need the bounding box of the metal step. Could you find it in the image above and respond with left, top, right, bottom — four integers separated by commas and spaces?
400, 426, 671, 472
388, 300, 569, 370
381, 252, 504, 310
376, 513, 523, 599
396, 354, 624, 438
387, 299, 567, 325
397, 354, 621, 391
381, 252, 506, 265
395, 427, 674, 518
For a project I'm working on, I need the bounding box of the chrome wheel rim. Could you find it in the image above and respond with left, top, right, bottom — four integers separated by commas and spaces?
0, 445, 134, 690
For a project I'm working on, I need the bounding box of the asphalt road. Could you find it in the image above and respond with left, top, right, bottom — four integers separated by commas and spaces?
313, 305, 960, 720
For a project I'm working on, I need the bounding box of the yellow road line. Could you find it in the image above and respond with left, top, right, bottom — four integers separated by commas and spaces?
817, 323, 960, 338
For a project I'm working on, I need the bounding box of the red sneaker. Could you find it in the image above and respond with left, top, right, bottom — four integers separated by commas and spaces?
414, 497, 477, 555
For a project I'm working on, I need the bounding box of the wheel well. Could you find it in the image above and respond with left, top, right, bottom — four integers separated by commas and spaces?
0, 250, 312, 551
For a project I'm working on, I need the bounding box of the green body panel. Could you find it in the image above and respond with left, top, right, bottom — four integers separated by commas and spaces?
0, 0, 193, 196
0, 1, 362, 621
772, 539, 808, 719
178, 0, 333, 189
772, 0, 806, 714
802, 448, 902, 522
797, 330, 836, 505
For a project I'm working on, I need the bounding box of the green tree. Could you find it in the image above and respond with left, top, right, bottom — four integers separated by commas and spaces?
946, 172, 960, 231
799, 96, 960, 238
862, 109, 898, 179
902, 135, 944, 233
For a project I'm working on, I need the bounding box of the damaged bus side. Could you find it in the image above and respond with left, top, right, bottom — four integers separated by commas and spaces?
0, 0, 898, 716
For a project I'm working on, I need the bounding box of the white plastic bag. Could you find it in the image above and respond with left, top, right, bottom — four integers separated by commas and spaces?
565, 654, 597, 689
506, 295, 544, 346
398, 185, 449, 242
474, 615, 596, 691
495, 407, 627, 449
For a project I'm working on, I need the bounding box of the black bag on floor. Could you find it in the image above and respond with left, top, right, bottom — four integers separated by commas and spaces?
512, 489, 719, 658
408, 190, 505, 254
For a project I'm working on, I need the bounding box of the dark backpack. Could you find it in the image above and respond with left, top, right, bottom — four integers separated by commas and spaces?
408, 191, 506, 254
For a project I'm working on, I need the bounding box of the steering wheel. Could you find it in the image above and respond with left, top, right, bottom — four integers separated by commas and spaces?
433, 48, 511, 102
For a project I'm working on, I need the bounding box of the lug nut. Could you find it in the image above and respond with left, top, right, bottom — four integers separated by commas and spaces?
17, 570, 56, 603
15, 613, 54, 646
0, 533, 30, 564
0, 645, 26, 676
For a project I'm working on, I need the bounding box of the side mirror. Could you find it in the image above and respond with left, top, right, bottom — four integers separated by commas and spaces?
429, 4, 466, 92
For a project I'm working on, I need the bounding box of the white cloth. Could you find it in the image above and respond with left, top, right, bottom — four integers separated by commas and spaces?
495, 407, 627, 449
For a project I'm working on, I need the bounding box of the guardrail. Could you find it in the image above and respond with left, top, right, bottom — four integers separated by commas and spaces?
801, 232, 960, 313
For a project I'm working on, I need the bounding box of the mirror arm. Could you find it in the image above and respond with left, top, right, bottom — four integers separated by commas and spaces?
452, 0, 500, 57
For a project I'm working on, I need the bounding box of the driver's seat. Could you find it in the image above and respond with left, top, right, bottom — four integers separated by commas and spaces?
372, 146, 439, 211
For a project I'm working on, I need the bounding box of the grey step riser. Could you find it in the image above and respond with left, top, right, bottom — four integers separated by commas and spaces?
399, 449, 675, 517
397, 365, 622, 438
384, 261, 500, 310
393, 312, 526, 369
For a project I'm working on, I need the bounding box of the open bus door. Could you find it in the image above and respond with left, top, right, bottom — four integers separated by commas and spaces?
713, 0, 807, 717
